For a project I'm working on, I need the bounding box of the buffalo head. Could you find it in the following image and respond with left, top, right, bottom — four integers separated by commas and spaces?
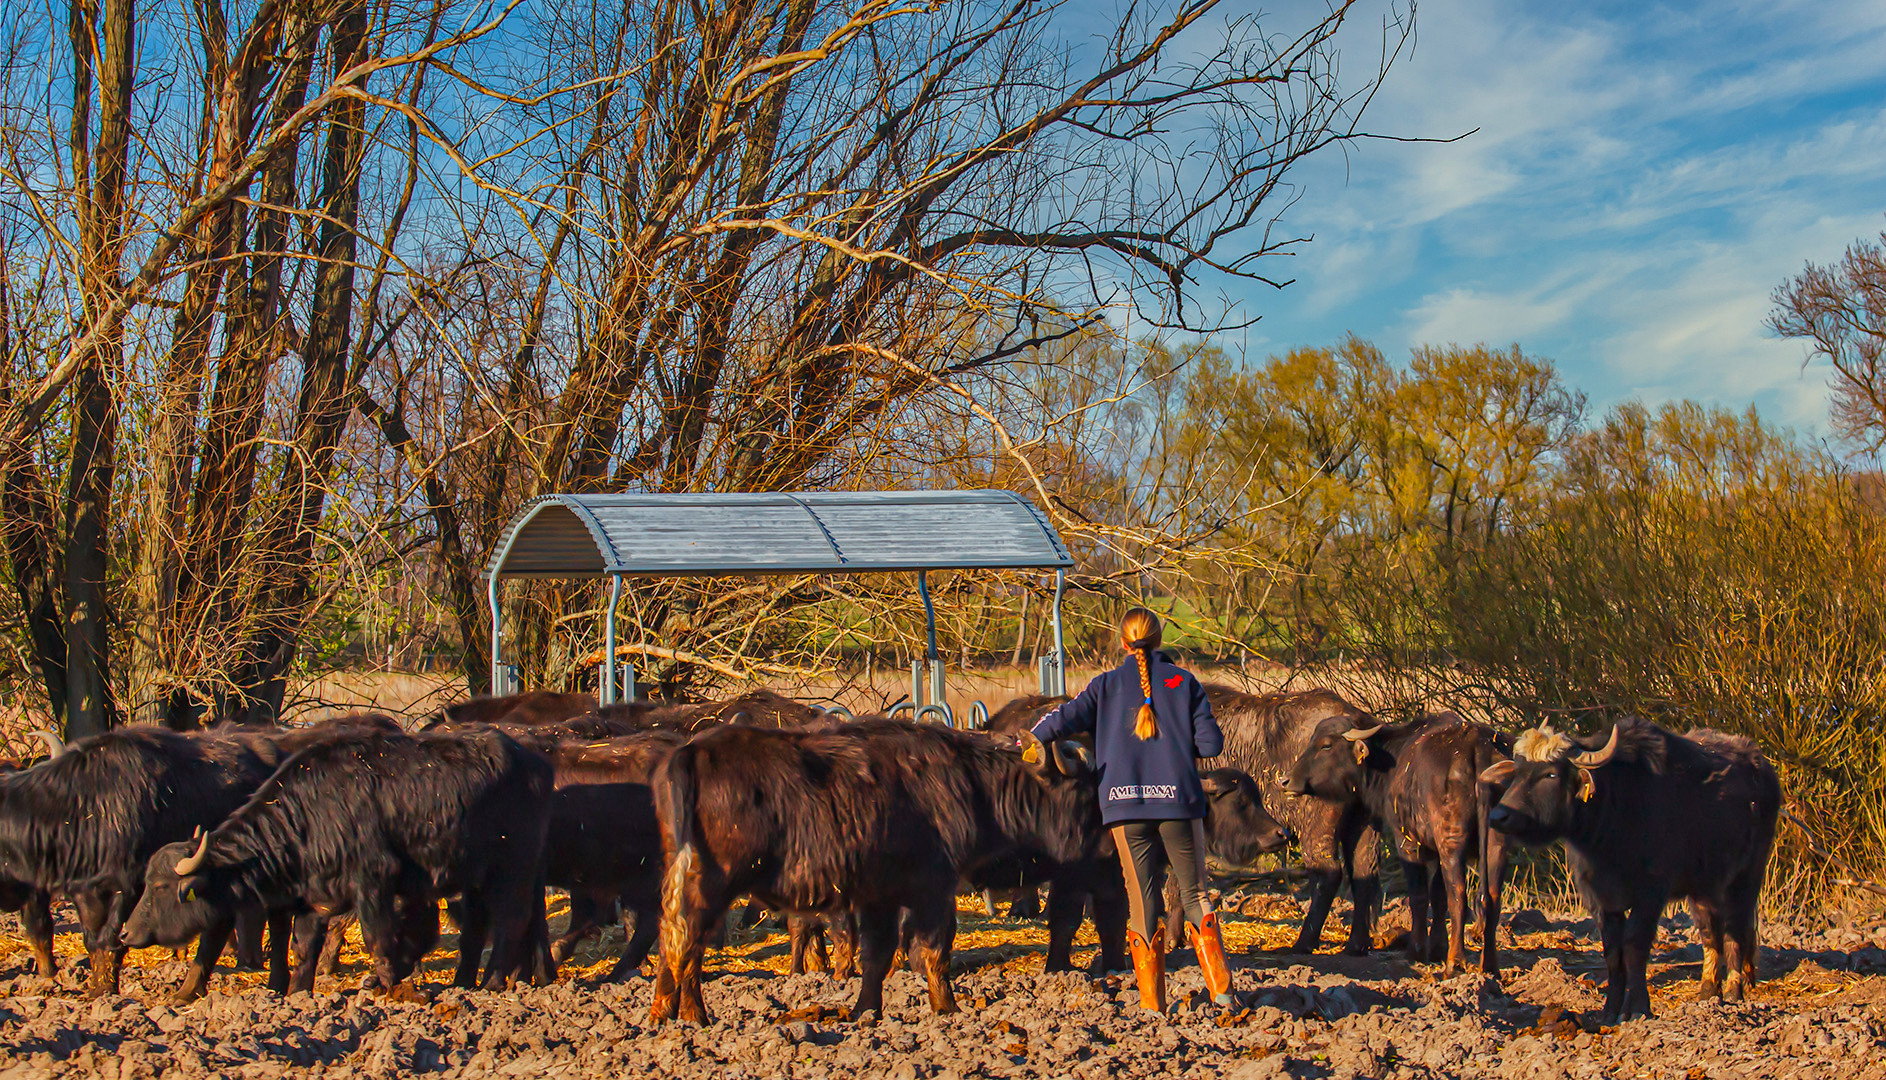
122, 834, 235, 949
1480, 724, 1620, 844
1282, 714, 1391, 800
1200, 768, 1289, 865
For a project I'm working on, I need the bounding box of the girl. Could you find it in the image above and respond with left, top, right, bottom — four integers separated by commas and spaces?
1029, 607, 1231, 1011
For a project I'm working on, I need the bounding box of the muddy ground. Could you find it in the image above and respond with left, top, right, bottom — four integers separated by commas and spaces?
1, 889, 1883, 1080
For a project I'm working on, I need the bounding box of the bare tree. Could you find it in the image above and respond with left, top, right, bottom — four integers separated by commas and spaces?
1772, 229, 1886, 451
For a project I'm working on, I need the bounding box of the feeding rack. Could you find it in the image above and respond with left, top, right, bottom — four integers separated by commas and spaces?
483, 489, 1075, 725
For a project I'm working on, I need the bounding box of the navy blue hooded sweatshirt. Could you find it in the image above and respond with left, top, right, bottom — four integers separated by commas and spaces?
1030, 651, 1223, 825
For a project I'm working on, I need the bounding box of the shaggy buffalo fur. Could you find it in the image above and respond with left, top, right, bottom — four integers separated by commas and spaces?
0, 726, 291, 998
1485, 717, 1780, 1022
648, 719, 1100, 1023
1286, 712, 1515, 977
122, 728, 552, 996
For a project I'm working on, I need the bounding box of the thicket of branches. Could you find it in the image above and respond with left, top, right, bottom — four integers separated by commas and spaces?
0, 0, 1412, 731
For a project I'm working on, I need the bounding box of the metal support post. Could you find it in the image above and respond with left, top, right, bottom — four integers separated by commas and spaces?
601, 575, 621, 704
1050, 569, 1067, 696
487, 572, 503, 695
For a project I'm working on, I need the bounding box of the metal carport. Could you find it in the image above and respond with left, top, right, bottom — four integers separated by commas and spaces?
482, 489, 1076, 724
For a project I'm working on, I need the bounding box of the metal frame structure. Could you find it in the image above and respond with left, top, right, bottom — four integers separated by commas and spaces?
483, 490, 1075, 721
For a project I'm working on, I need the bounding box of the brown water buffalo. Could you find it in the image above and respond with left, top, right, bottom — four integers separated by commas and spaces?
648, 719, 1100, 1023
1284, 711, 1512, 977
1482, 718, 1780, 1023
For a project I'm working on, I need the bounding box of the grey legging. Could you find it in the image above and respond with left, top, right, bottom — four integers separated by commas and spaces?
1112, 819, 1212, 940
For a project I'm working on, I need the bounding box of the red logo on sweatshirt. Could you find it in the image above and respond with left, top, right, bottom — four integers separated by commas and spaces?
1164, 675, 1183, 688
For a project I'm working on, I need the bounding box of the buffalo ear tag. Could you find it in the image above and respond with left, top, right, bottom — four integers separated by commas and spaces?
1351, 740, 1370, 765
1576, 769, 1595, 802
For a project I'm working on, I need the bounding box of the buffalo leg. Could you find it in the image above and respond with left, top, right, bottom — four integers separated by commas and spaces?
1404, 861, 1431, 963
1089, 869, 1130, 973
357, 890, 422, 997
610, 887, 660, 980
318, 915, 348, 973
1722, 896, 1759, 1002
849, 905, 901, 1020
21, 889, 56, 979
75, 889, 128, 999
788, 914, 829, 975
233, 907, 267, 970
830, 911, 859, 979
450, 896, 489, 989
395, 896, 442, 983
1042, 879, 1086, 972
1692, 901, 1724, 999
1621, 901, 1661, 1020
906, 893, 959, 1014
1426, 865, 1449, 963
288, 915, 328, 995
170, 916, 234, 1004
1479, 831, 1507, 979
650, 856, 723, 1025
1344, 825, 1381, 956
1290, 868, 1343, 953
1598, 910, 1628, 1024
1440, 853, 1469, 976
265, 909, 294, 994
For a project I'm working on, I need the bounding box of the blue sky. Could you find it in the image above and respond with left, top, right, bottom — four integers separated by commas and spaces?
1219, 0, 1886, 436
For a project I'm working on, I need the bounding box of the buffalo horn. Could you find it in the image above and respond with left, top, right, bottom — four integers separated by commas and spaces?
1340, 724, 1386, 742
1478, 760, 1518, 785
28, 729, 64, 759
1571, 725, 1621, 768
173, 832, 212, 877
1049, 740, 1074, 777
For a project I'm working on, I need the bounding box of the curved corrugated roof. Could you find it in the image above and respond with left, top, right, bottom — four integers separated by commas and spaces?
484, 489, 1074, 578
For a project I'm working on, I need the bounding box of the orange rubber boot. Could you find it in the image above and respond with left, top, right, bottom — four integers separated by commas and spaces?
1126, 925, 1167, 1013
1187, 911, 1234, 1005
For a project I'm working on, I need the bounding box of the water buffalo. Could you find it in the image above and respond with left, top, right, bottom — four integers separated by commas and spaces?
1481, 719, 1780, 1022
123, 727, 553, 997
1285, 711, 1512, 977
648, 719, 1100, 1023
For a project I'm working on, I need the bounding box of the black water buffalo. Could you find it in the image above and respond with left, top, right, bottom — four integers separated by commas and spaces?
122, 727, 553, 997
648, 719, 1099, 1023
989, 687, 1383, 955
0, 732, 62, 980
1285, 711, 1513, 977
0, 727, 294, 998
519, 730, 686, 979
1481, 718, 1781, 1022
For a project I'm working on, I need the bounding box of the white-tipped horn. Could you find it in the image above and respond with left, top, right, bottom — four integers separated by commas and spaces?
28, 729, 64, 759
1340, 724, 1386, 742
1571, 725, 1621, 768
172, 832, 213, 877
1479, 760, 1518, 785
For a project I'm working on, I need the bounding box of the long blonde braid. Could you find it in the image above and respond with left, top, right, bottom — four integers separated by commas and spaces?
1122, 607, 1163, 740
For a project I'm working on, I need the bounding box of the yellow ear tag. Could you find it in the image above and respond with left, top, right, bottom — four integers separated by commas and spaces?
1351, 740, 1370, 765
1576, 769, 1595, 802
1022, 739, 1043, 766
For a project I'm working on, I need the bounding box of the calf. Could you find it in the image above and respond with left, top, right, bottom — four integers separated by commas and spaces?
649, 719, 1099, 1023
1284, 712, 1512, 976
122, 728, 553, 996
1481, 719, 1780, 1022
988, 687, 1382, 954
